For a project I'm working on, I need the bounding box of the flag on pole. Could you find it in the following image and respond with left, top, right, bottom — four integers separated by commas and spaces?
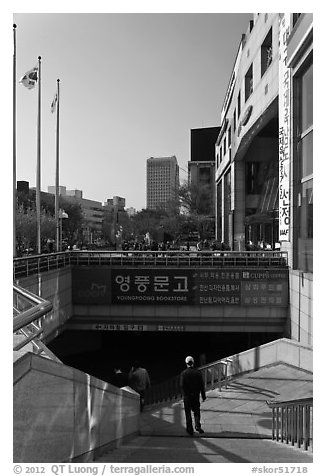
19, 65, 38, 89
51, 93, 58, 113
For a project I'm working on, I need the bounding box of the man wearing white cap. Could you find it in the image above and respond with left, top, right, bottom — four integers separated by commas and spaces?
180, 356, 206, 436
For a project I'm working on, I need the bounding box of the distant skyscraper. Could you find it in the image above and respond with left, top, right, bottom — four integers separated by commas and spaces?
146, 156, 179, 210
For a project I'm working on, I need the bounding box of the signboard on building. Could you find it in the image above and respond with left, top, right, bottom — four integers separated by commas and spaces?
72, 266, 288, 307
278, 13, 291, 241
197, 269, 288, 306
111, 268, 196, 305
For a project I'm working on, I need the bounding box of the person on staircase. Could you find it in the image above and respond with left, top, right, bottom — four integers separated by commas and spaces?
180, 355, 206, 436
128, 360, 150, 411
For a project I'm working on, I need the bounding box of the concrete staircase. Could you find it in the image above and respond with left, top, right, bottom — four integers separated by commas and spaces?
96, 363, 313, 463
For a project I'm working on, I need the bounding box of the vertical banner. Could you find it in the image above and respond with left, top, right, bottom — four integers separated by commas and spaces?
278, 14, 291, 241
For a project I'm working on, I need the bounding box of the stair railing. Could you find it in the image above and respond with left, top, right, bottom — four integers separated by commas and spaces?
144, 357, 233, 406
13, 283, 61, 362
266, 397, 313, 451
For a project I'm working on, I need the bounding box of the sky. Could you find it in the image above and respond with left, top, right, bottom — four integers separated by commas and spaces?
12, 10, 253, 210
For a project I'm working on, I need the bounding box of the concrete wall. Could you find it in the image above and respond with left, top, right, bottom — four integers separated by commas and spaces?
13, 353, 140, 463
224, 337, 312, 377
288, 270, 313, 347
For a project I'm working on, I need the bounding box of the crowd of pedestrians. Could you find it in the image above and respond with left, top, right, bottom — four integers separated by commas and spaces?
120, 238, 231, 253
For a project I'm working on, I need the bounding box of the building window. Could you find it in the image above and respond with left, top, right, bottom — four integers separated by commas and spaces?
237, 90, 241, 119
295, 60, 313, 272
245, 64, 253, 101
261, 28, 273, 77
223, 137, 227, 156
199, 167, 211, 184
224, 170, 232, 245
246, 162, 263, 195
216, 181, 222, 241
228, 127, 231, 148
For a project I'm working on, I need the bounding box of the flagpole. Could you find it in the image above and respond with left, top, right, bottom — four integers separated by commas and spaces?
55, 79, 60, 252
36, 56, 41, 255
13, 24, 17, 258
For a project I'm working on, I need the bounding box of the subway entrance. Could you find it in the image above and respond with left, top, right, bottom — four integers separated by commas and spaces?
48, 330, 282, 386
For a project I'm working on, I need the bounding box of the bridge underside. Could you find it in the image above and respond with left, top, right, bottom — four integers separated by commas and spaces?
67, 303, 287, 333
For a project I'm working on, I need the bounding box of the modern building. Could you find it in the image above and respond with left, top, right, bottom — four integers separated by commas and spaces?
188, 127, 220, 217
48, 186, 104, 243
47, 185, 69, 197
215, 13, 313, 347
215, 14, 280, 249
103, 196, 126, 224
17, 181, 29, 194
103, 196, 127, 245
106, 196, 126, 210
146, 156, 179, 211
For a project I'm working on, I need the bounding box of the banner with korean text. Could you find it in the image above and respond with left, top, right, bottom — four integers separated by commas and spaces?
278, 13, 291, 241
72, 267, 288, 307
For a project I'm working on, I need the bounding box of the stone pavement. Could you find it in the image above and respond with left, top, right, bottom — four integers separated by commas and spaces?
96, 363, 313, 463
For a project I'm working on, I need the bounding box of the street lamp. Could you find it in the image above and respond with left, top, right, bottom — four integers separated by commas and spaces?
59, 209, 68, 251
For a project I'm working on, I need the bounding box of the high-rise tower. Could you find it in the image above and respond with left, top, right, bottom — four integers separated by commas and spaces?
146, 156, 179, 210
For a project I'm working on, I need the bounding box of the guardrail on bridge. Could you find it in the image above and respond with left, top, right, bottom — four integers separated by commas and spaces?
14, 250, 288, 280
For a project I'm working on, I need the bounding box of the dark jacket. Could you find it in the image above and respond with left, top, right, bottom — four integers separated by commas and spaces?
112, 371, 128, 388
180, 367, 206, 399
128, 367, 150, 393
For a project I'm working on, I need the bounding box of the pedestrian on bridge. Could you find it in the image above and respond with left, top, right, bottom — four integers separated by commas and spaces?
128, 360, 151, 411
180, 356, 206, 436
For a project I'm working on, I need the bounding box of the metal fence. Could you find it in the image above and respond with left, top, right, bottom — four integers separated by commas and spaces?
14, 250, 288, 280
266, 397, 313, 451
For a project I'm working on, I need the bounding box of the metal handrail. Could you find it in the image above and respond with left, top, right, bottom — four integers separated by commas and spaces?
13, 284, 53, 333
266, 397, 313, 451
14, 250, 288, 279
14, 251, 71, 279
144, 357, 233, 406
13, 283, 53, 355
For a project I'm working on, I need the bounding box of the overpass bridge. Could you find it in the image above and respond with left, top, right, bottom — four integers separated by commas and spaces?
13, 251, 314, 464
14, 250, 289, 336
